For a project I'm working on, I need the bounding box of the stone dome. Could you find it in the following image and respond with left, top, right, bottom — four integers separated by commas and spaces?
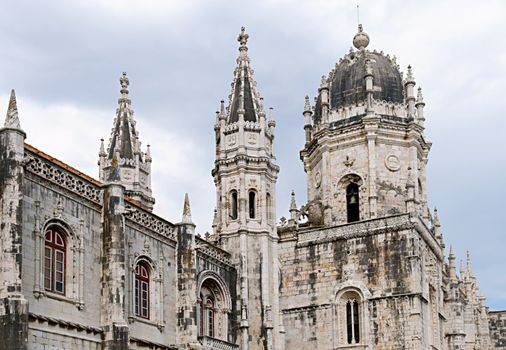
329, 50, 404, 109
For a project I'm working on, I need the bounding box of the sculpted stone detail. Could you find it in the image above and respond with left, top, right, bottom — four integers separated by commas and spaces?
124, 205, 176, 240
385, 154, 401, 172
25, 153, 102, 204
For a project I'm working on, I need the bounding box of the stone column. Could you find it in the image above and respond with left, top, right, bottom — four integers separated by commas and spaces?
101, 163, 129, 350
0, 90, 28, 350
176, 194, 199, 348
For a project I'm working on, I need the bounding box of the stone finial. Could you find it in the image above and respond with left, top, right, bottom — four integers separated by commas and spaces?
406, 65, 415, 84
181, 193, 192, 224
290, 191, 297, 211
433, 207, 440, 227
220, 99, 226, 115
466, 251, 473, 277
416, 87, 424, 105
448, 245, 457, 278
120, 72, 130, 98
145, 144, 152, 162
268, 107, 276, 128
365, 59, 373, 77
304, 95, 311, 114
4, 89, 21, 129
459, 259, 465, 278
353, 24, 370, 50
237, 26, 249, 51
99, 138, 106, 157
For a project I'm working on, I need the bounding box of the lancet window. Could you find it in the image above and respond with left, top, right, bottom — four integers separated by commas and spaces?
134, 261, 150, 319
44, 227, 67, 294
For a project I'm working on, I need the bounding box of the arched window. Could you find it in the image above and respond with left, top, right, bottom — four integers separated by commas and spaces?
199, 287, 216, 338
248, 190, 256, 219
206, 296, 215, 338
346, 299, 360, 344
346, 183, 360, 223
134, 261, 150, 319
230, 190, 238, 220
337, 289, 363, 346
44, 227, 66, 294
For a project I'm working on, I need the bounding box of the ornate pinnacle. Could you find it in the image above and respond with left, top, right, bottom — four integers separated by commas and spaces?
268, 107, 276, 128
181, 193, 192, 224
237, 26, 249, 49
120, 72, 130, 97
433, 207, 440, 227
304, 95, 311, 114
466, 251, 473, 276
290, 191, 298, 211
4, 89, 21, 129
145, 144, 152, 162
99, 138, 106, 157
406, 65, 415, 84
416, 87, 425, 105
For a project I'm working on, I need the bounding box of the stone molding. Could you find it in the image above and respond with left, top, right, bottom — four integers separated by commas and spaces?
296, 213, 412, 246
25, 150, 102, 205
125, 204, 176, 241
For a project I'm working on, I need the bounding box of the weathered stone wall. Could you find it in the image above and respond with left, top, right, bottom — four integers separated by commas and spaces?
28, 326, 101, 349
278, 214, 443, 349
125, 223, 177, 346
22, 175, 103, 330
21, 151, 180, 348
489, 310, 506, 349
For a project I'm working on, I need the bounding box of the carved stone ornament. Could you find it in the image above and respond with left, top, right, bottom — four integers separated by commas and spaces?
314, 171, 322, 188
344, 155, 355, 167
385, 154, 401, 172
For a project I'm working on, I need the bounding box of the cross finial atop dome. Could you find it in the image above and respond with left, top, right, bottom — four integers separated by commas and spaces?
353, 24, 370, 50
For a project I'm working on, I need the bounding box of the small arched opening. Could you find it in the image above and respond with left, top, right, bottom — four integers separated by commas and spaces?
346, 183, 360, 223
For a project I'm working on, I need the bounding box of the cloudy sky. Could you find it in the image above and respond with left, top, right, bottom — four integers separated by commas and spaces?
1, 0, 504, 309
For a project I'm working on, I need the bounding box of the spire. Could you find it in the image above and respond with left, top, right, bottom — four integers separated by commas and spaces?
100, 73, 155, 210
106, 72, 140, 161
448, 245, 457, 283
181, 193, 192, 224
226, 27, 264, 124
4, 89, 21, 129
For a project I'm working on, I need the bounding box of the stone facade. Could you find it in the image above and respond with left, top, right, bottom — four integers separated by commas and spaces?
0, 25, 504, 350
489, 311, 506, 349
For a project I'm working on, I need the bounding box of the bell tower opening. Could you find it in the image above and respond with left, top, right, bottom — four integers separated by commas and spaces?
346, 183, 360, 223
230, 190, 238, 220
248, 190, 256, 219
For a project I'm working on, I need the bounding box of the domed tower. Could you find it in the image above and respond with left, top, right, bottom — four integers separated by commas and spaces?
301, 24, 430, 226
212, 28, 282, 350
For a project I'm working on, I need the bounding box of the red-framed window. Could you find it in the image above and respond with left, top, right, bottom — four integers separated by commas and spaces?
134, 262, 150, 319
44, 228, 66, 294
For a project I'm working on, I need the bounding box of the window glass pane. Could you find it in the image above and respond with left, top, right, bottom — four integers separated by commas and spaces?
135, 279, 139, 316
45, 230, 52, 242
55, 233, 64, 246
44, 247, 52, 290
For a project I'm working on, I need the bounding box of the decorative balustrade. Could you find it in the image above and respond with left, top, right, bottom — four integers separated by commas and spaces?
198, 336, 238, 350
